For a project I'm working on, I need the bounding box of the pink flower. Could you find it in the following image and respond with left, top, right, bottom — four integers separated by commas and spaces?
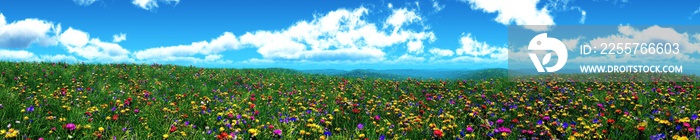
496, 119, 504, 124
273, 129, 282, 135
134, 109, 139, 113
64, 123, 76, 131
374, 115, 381, 121
465, 126, 474, 132
496, 127, 511, 133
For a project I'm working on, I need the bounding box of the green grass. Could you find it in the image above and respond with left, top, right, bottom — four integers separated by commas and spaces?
0, 61, 698, 140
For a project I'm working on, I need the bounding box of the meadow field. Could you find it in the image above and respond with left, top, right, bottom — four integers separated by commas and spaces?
0, 62, 699, 140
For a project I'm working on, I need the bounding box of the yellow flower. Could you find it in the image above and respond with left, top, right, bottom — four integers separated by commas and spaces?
99, 127, 105, 132
249, 128, 259, 136
359, 133, 365, 138
162, 134, 169, 139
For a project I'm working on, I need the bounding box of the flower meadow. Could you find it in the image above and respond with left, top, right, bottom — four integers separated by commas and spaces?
1, 62, 700, 140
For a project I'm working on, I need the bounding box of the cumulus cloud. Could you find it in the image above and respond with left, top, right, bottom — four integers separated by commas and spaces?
59, 28, 131, 62
0, 14, 5, 26
394, 54, 425, 63
132, 0, 180, 10
455, 33, 507, 61
0, 13, 59, 49
134, 32, 240, 61
112, 33, 126, 43
40, 54, 78, 63
429, 48, 454, 57
60, 27, 89, 47
465, 0, 554, 31
0, 49, 38, 61
238, 6, 435, 62
73, 0, 98, 6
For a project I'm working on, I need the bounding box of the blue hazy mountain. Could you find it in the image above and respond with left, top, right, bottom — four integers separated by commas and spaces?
300, 68, 509, 80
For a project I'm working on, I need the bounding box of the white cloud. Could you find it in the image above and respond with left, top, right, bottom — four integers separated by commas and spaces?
59, 28, 131, 62
385, 8, 422, 33
0, 14, 5, 26
429, 48, 454, 57
394, 54, 425, 63
238, 6, 434, 62
60, 27, 89, 47
406, 40, 424, 54
132, 0, 179, 10
73, 0, 98, 6
134, 32, 240, 61
455, 33, 507, 61
579, 10, 586, 24
0, 14, 59, 49
112, 33, 126, 43
465, 0, 554, 31
204, 54, 222, 61
0, 49, 37, 61
40, 54, 78, 63
432, 0, 445, 12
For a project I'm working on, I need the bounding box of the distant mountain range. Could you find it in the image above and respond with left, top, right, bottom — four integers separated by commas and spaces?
300, 68, 509, 80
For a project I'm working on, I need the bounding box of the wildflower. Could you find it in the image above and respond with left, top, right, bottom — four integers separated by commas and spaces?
466, 126, 474, 132
64, 123, 76, 131
162, 134, 169, 139
357, 123, 364, 130
496, 119, 504, 124
433, 129, 444, 138
249, 128, 259, 137
273, 129, 282, 136
169, 125, 177, 133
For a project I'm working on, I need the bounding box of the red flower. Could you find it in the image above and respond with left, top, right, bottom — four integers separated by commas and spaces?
637, 126, 645, 131
607, 119, 615, 124
169, 125, 177, 133
433, 129, 444, 138
216, 132, 230, 140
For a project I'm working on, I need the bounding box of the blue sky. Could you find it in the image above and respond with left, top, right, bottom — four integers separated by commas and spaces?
0, 0, 699, 70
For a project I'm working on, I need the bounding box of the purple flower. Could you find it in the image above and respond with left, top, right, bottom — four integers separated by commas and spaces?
273, 129, 282, 135
466, 126, 474, 132
379, 135, 385, 140
26, 106, 34, 112
357, 123, 364, 130
496, 119, 504, 124
495, 127, 511, 133
692, 114, 698, 121
64, 123, 76, 131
